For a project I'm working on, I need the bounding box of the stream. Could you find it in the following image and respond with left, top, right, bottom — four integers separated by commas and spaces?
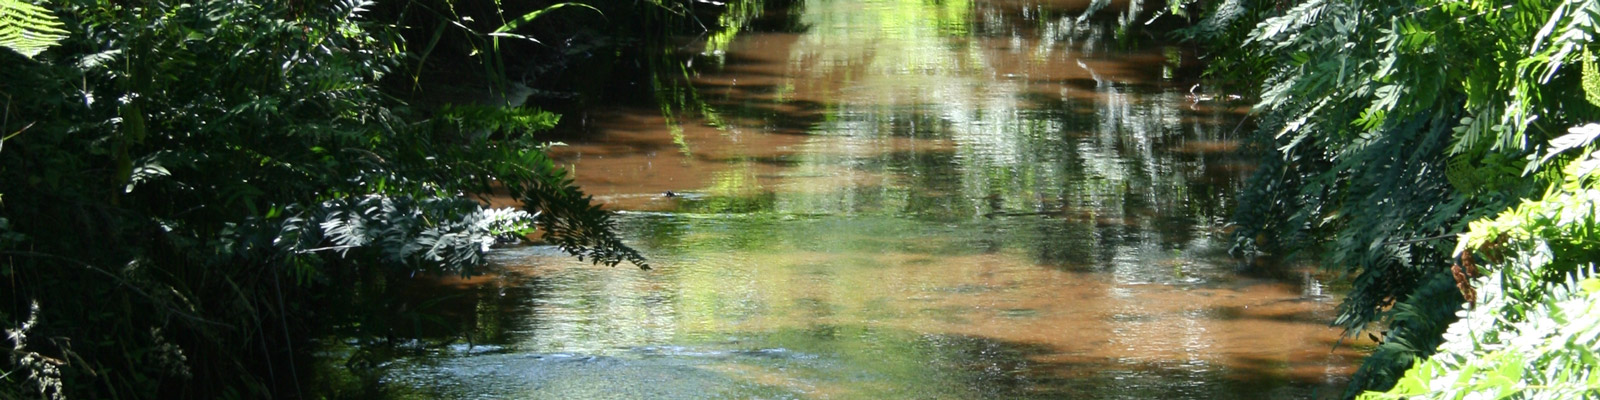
340, 0, 1362, 398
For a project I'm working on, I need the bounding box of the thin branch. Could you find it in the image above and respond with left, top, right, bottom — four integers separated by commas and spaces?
295, 244, 360, 254
1378, 233, 1461, 246
3, 122, 32, 142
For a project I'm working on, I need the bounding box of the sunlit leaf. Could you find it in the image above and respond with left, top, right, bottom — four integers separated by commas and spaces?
0, 0, 67, 58
492, 3, 602, 35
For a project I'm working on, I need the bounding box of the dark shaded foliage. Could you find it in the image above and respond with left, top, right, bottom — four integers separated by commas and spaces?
0, 0, 649, 397
1163, 0, 1600, 395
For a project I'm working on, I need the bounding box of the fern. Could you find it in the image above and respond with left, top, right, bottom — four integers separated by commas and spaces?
1204, 0, 1600, 394
1344, 271, 1463, 398
1583, 51, 1600, 107
0, 0, 66, 58
1182, 0, 1252, 41
1364, 146, 1600, 399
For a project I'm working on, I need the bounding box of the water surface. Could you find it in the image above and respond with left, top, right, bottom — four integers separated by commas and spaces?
366, 1, 1361, 398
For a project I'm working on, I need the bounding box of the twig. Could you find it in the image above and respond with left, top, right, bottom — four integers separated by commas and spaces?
1230, 112, 1253, 136
2, 122, 32, 142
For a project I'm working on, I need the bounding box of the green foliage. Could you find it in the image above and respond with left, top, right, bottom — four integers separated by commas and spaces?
1188, 0, 1600, 394
0, 0, 65, 58
1183, 0, 1251, 40
1345, 270, 1463, 395
1, 0, 643, 397
1360, 138, 1600, 399
431, 103, 562, 139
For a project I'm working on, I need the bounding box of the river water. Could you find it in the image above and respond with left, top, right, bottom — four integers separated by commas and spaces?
352, 0, 1363, 398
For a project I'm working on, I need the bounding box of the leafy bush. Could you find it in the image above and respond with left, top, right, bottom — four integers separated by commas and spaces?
1361, 125, 1600, 399
1173, 0, 1600, 394
1, 0, 641, 397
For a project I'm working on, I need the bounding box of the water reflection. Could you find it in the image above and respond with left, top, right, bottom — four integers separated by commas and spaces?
360, 0, 1358, 398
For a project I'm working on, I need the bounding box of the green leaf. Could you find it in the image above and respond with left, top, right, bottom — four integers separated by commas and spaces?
1583, 51, 1600, 107
492, 3, 603, 35
1540, 124, 1600, 166
1581, 278, 1600, 294
0, 0, 67, 58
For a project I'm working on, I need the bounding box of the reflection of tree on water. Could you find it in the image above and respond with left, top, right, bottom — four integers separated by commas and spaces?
671, 0, 1250, 274
352, 0, 1352, 398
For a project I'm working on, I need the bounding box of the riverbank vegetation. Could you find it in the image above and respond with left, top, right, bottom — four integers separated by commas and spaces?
1164, 0, 1600, 396
0, 0, 751, 397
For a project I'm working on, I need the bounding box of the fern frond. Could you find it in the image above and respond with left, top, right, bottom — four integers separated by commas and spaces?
1184, 0, 1250, 41
1584, 51, 1600, 108
0, 0, 67, 58
327, 0, 374, 20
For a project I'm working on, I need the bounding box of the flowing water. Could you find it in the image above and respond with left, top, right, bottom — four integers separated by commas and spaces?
348, 1, 1365, 398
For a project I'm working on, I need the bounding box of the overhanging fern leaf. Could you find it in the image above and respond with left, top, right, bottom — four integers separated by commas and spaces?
0, 0, 66, 58
1552, 123, 1600, 156
1184, 0, 1250, 41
